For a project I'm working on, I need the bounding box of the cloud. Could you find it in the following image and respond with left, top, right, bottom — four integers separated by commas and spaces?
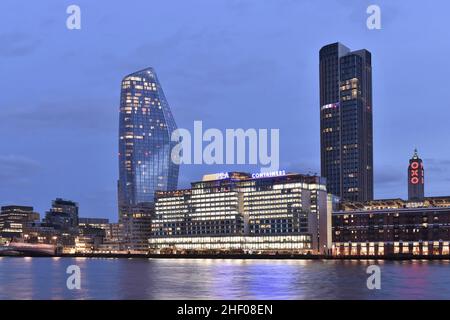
127, 26, 281, 125
375, 167, 404, 186
281, 161, 320, 175
372, 164, 406, 199
2, 99, 117, 134
423, 158, 450, 183
424, 158, 450, 173
0, 33, 41, 57
133, 26, 278, 85
0, 155, 41, 186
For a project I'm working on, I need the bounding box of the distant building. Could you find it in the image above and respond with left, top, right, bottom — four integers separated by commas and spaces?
74, 218, 123, 253
120, 205, 153, 252
100, 223, 122, 252
22, 222, 59, 245
0, 206, 40, 239
78, 217, 109, 228
75, 225, 106, 253
43, 198, 79, 246
408, 149, 425, 201
332, 197, 450, 256
150, 171, 335, 254
75, 217, 110, 252
320, 42, 373, 202
44, 198, 79, 232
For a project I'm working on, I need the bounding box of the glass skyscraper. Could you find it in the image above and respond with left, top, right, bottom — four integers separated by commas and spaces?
118, 67, 179, 215
320, 42, 373, 202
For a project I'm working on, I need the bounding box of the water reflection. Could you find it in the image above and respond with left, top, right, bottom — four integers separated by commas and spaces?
0, 257, 449, 299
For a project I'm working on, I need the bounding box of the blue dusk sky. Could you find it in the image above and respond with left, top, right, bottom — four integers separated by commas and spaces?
1, 0, 449, 220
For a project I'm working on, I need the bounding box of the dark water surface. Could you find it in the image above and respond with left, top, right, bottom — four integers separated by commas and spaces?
0, 257, 449, 299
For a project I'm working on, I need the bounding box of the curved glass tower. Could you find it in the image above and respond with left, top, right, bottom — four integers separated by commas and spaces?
118, 67, 179, 213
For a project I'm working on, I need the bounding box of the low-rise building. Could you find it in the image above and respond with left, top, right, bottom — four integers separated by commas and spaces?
75, 226, 106, 253
76, 218, 123, 252
121, 205, 153, 252
332, 197, 450, 256
0, 206, 40, 240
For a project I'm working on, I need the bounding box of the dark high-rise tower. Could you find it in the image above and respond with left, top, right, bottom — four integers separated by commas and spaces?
118, 67, 179, 216
319, 42, 373, 202
408, 149, 424, 201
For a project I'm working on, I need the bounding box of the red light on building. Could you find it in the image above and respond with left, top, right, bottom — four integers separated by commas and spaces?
409, 161, 422, 185
411, 177, 419, 184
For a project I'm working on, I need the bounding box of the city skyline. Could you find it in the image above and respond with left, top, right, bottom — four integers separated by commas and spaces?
2, 1, 450, 220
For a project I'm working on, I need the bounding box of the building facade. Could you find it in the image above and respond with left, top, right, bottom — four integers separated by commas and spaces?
332, 197, 450, 256
44, 198, 79, 233
75, 225, 106, 253
75, 217, 109, 252
100, 223, 122, 252
0, 206, 40, 239
75, 218, 122, 253
43, 198, 79, 247
120, 205, 153, 252
320, 42, 373, 202
150, 171, 333, 254
78, 217, 109, 228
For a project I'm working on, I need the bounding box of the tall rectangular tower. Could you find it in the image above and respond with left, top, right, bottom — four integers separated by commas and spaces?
320, 42, 373, 202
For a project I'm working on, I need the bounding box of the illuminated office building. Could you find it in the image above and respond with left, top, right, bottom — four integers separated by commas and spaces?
320, 42, 373, 202
0, 206, 40, 239
150, 172, 335, 254
118, 67, 179, 213
117, 67, 179, 251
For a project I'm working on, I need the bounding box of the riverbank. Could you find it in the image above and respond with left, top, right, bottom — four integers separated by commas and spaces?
61, 253, 450, 260
3, 252, 450, 260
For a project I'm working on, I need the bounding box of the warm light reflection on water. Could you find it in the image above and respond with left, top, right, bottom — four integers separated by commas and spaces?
1, 257, 450, 299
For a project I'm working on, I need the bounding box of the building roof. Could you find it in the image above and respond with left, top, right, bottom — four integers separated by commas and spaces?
338, 196, 450, 212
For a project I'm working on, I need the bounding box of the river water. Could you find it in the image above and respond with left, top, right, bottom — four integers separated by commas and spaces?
0, 257, 448, 299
